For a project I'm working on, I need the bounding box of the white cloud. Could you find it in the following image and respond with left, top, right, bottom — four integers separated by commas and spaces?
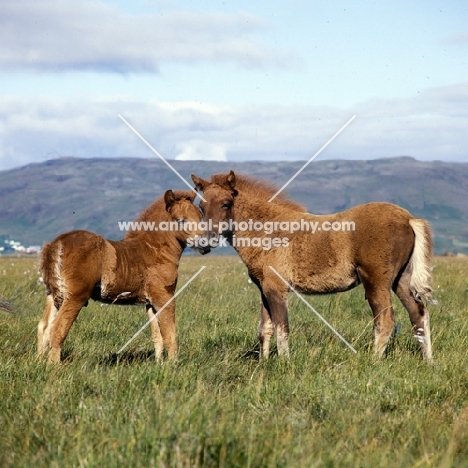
0, 0, 293, 72
445, 32, 468, 44
175, 142, 227, 162
0, 83, 467, 171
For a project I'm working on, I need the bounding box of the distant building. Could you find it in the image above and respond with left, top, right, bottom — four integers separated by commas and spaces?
0, 239, 41, 255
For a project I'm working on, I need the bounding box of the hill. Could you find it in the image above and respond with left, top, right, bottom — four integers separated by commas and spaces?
0, 156, 467, 254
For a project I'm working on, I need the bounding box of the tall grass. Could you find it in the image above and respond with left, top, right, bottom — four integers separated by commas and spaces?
0, 255, 467, 467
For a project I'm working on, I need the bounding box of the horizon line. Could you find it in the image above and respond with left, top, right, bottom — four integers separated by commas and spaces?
3, 155, 466, 172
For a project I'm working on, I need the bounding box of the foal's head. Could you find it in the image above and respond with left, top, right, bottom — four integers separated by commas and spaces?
164, 190, 210, 254
191, 171, 237, 248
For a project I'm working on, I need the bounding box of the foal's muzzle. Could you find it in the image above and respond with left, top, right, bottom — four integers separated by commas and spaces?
197, 244, 211, 255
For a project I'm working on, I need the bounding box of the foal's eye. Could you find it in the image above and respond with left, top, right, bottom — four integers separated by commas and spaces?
222, 202, 231, 210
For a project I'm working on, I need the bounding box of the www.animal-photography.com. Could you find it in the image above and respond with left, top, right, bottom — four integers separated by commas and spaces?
1, 1, 468, 467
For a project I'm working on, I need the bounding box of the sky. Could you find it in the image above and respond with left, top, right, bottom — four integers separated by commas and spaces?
0, 0, 467, 171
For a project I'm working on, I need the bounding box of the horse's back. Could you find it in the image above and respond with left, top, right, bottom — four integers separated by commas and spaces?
344, 202, 414, 246
40, 230, 106, 299
284, 202, 418, 293
43, 230, 106, 271
342, 201, 412, 223
343, 202, 417, 277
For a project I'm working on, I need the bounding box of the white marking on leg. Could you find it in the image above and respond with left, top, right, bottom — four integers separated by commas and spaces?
43, 301, 59, 352
374, 330, 387, 358
276, 324, 290, 358
147, 308, 164, 361
258, 318, 273, 360
423, 311, 432, 362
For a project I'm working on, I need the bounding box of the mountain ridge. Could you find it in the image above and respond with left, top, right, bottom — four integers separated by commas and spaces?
0, 156, 467, 254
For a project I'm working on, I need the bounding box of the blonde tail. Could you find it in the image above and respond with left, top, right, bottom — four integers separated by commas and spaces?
39, 241, 65, 307
408, 219, 438, 305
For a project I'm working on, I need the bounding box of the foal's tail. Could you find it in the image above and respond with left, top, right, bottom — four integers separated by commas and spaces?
39, 240, 65, 306
408, 219, 438, 305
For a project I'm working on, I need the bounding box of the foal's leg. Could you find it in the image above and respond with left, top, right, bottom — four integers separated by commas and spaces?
48, 295, 87, 363
394, 271, 433, 362
249, 275, 274, 360
262, 277, 290, 358
37, 295, 58, 356
258, 292, 274, 360
158, 300, 177, 359
146, 304, 164, 361
362, 283, 395, 358
147, 290, 178, 360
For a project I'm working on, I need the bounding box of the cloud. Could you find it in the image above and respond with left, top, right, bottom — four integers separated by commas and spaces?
444, 32, 468, 45
175, 142, 227, 162
0, 0, 293, 72
0, 83, 467, 171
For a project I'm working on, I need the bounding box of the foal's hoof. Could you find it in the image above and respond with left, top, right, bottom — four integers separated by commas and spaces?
47, 349, 61, 364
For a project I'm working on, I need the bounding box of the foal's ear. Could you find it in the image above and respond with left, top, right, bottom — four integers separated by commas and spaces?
186, 191, 196, 202
226, 170, 236, 190
191, 174, 208, 192
164, 190, 176, 211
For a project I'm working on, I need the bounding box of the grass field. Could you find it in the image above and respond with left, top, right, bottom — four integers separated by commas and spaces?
1, 254, 468, 467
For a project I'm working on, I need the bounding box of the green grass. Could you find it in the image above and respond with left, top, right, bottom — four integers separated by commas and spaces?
1, 255, 468, 467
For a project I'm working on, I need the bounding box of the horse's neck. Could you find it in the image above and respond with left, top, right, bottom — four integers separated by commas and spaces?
124, 227, 184, 260
235, 192, 300, 221
230, 192, 304, 261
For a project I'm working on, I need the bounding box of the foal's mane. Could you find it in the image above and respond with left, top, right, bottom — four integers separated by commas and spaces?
131, 195, 166, 225
133, 190, 194, 223
212, 173, 306, 212
125, 190, 194, 241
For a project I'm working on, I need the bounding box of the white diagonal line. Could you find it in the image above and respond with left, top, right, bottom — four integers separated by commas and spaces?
268, 266, 357, 353
117, 266, 206, 354
268, 115, 356, 202
118, 114, 206, 202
